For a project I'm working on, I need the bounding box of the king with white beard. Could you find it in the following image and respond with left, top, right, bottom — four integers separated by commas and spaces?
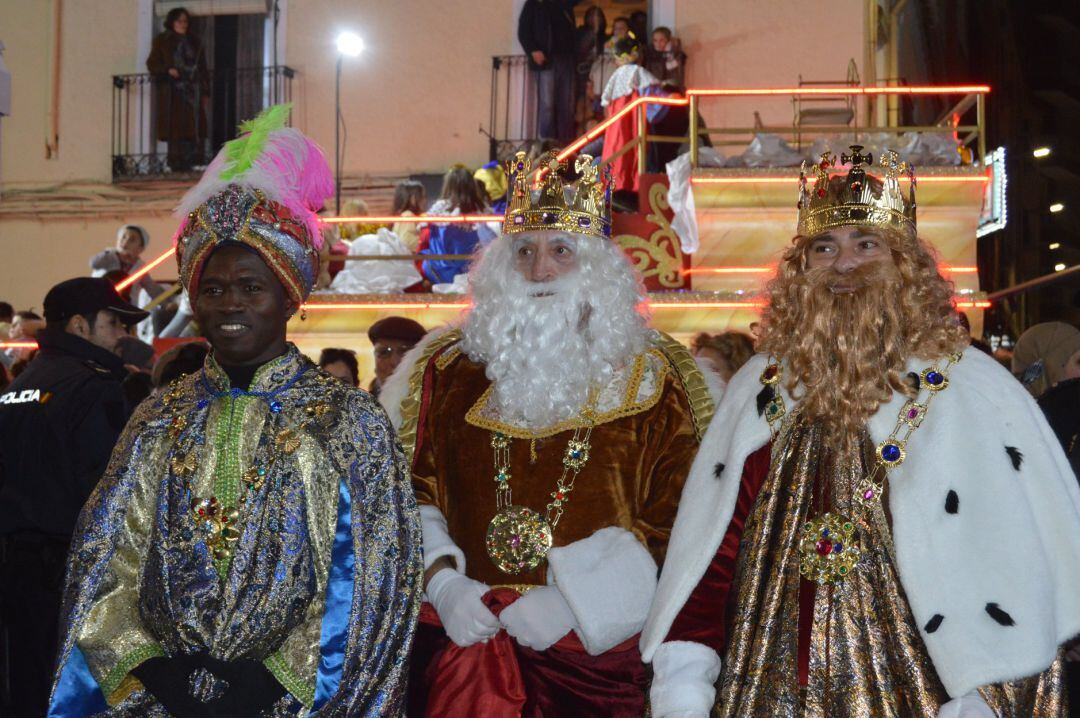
382, 152, 713, 717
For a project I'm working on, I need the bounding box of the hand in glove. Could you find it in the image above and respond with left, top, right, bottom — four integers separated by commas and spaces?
937, 692, 998, 718
130, 654, 212, 718
499, 585, 577, 652
426, 567, 501, 647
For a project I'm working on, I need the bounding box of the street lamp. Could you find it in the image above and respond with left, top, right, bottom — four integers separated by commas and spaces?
334, 31, 364, 214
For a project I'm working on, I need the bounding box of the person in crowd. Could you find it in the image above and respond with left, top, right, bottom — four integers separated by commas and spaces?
318, 347, 360, 387
392, 179, 428, 253
367, 316, 425, 398
418, 165, 495, 286
146, 7, 208, 172
328, 198, 385, 283
629, 10, 648, 43
474, 161, 509, 214
49, 105, 421, 715
151, 341, 209, 389
0, 277, 148, 718
605, 16, 632, 52
380, 151, 712, 717
0, 362, 9, 393
1012, 321, 1080, 399
600, 35, 670, 194
642, 149, 1080, 718
957, 311, 993, 355
518, 0, 579, 143
90, 226, 163, 299
692, 331, 755, 383
0, 301, 13, 338
1, 310, 44, 369
575, 5, 608, 131
645, 26, 687, 90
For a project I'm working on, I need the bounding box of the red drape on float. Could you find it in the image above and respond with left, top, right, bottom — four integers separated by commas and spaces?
601, 92, 642, 194
409, 589, 648, 718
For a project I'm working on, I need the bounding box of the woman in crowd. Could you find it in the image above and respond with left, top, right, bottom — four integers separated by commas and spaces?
391, 180, 427, 253
575, 6, 608, 132
417, 166, 495, 286
146, 7, 208, 172
691, 330, 755, 383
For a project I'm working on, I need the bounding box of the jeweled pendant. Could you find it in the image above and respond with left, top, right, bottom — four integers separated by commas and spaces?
486, 505, 553, 575
799, 512, 860, 584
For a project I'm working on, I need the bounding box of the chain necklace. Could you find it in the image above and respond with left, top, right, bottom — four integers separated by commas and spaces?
485, 401, 597, 575
760, 353, 961, 584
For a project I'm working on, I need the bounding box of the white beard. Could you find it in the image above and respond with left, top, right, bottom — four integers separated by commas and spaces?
460, 234, 650, 430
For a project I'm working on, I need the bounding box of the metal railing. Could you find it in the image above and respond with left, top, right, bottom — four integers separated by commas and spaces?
111, 65, 295, 181
487, 51, 684, 162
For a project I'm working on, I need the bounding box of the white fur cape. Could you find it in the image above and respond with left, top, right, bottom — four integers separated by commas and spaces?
640, 348, 1080, 698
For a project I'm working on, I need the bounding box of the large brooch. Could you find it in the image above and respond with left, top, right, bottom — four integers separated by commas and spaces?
798, 512, 860, 584
486, 505, 553, 575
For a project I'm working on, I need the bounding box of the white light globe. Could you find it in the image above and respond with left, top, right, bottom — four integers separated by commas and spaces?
336, 31, 364, 58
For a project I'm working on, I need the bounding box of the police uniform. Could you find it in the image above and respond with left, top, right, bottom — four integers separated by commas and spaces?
0, 278, 145, 717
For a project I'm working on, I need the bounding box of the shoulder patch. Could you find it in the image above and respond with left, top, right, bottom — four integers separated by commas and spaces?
397, 329, 463, 461
651, 331, 714, 441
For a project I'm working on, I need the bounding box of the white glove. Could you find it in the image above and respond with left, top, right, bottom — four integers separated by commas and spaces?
649, 640, 721, 718
425, 568, 500, 647
500, 585, 578, 652
937, 692, 997, 718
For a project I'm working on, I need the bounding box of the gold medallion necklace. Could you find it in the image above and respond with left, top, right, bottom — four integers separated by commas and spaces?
760, 353, 961, 584
485, 400, 596, 575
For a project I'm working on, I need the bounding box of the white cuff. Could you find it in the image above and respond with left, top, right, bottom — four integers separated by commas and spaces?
419, 504, 467, 573
937, 692, 997, 718
649, 640, 721, 717
546, 526, 658, 655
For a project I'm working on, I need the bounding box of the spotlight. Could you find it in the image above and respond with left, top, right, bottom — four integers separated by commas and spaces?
1049, 242, 1061, 250
1032, 147, 1051, 159
1054, 263, 1066, 272
1050, 203, 1065, 213
336, 31, 364, 57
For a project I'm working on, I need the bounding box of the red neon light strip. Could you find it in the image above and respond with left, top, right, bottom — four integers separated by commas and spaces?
115, 248, 177, 292
301, 303, 471, 311
0, 342, 38, 350
321, 215, 502, 225
690, 175, 989, 185
684, 266, 977, 275
558, 96, 689, 159
687, 85, 990, 97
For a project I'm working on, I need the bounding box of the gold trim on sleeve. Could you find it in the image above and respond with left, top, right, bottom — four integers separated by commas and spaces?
397, 329, 463, 461
651, 331, 715, 441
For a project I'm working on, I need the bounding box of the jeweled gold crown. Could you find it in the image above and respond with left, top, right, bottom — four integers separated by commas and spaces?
503, 151, 612, 240
797, 145, 917, 238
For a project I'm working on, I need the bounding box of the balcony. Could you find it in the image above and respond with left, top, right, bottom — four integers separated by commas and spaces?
110, 65, 295, 182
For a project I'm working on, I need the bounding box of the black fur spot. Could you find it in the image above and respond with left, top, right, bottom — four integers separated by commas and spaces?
1005, 446, 1023, 471
713, 463, 725, 480
907, 371, 921, 392
945, 490, 959, 514
756, 386, 775, 417
924, 614, 944, 633
985, 603, 1015, 626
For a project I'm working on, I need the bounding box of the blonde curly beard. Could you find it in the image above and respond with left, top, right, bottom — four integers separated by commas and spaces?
757, 232, 969, 437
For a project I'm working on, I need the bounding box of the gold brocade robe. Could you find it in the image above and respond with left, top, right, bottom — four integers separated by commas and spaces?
717, 412, 1066, 717
408, 334, 709, 586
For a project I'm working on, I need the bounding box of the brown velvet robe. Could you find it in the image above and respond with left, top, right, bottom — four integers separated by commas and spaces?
411, 342, 702, 587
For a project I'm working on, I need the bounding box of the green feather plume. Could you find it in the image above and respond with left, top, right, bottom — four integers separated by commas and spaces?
220, 103, 292, 181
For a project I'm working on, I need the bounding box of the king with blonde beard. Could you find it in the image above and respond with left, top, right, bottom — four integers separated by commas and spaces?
380, 152, 714, 717
641, 147, 1080, 718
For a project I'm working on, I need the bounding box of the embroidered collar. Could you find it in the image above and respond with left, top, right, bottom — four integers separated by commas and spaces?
466, 349, 668, 439
199, 343, 310, 409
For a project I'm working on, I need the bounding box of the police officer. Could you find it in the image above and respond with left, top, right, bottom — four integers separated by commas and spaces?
0, 277, 147, 717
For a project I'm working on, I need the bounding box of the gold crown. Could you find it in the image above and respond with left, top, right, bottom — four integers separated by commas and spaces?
797, 145, 917, 238
503, 151, 612, 240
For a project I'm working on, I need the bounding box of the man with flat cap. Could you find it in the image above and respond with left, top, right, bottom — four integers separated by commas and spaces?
367, 316, 425, 398
49, 106, 421, 717
0, 276, 148, 717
